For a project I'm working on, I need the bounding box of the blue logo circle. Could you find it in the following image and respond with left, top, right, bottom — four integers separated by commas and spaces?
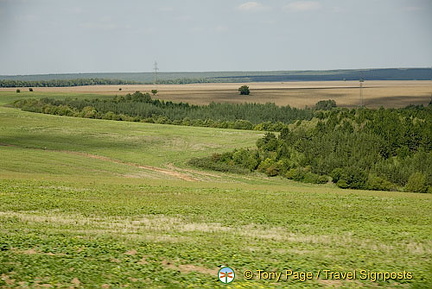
218, 266, 235, 284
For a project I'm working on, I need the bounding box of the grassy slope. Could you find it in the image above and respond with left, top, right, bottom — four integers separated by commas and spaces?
0, 93, 432, 288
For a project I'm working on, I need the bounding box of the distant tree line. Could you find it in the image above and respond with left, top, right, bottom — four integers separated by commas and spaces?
0, 78, 218, 88
13, 91, 313, 131
155, 78, 214, 84
0, 78, 139, 87
2, 68, 430, 87
189, 104, 432, 193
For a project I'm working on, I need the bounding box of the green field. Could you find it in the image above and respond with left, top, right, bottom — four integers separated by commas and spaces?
1, 91, 431, 288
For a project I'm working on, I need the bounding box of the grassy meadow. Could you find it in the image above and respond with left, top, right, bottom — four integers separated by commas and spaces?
1, 89, 432, 288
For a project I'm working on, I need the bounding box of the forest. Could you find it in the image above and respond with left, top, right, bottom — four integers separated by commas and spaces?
190, 104, 432, 193
0, 78, 214, 87
0, 78, 138, 87
13, 93, 432, 193
13, 91, 313, 131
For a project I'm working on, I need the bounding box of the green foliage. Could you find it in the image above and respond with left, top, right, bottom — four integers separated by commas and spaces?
187, 156, 249, 174
193, 105, 432, 192
315, 99, 336, 110
286, 168, 328, 184
405, 172, 429, 193
366, 174, 394, 191
16, 89, 20, 93
13, 93, 313, 131
238, 85, 250, 95
9, 92, 432, 193
256, 132, 279, 151
1, 78, 139, 87
334, 166, 368, 189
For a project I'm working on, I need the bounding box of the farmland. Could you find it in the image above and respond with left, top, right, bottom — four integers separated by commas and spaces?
0, 86, 432, 288
1, 80, 432, 108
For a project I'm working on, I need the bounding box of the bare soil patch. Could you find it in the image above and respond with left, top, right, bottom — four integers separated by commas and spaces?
161, 260, 218, 276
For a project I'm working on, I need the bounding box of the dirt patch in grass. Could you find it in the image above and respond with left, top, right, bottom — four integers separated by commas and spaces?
161, 260, 218, 276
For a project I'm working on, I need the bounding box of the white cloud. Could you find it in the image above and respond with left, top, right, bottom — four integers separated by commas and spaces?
284, 1, 322, 12
237, 2, 266, 12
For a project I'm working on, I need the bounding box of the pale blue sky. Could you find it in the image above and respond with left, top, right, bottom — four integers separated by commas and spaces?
1, 0, 431, 75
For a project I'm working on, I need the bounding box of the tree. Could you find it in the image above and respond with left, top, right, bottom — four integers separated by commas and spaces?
151, 89, 158, 96
238, 85, 250, 95
315, 99, 336, 110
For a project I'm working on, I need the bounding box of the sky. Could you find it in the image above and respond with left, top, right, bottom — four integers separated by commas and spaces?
0, 0, 431, 75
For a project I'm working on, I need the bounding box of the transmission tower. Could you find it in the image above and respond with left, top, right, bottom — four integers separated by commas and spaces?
153, 61, 159, 85
359, 71, 364, 107
359, 78, 364, 107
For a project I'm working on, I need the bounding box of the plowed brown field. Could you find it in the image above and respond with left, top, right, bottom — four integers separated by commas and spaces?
2, 80, 431, 108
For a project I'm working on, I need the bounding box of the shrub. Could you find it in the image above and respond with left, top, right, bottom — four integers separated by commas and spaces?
330, 168, 344, 183
265, 163, 280, 177
332, 167, 368, 189
257, 158, 275, 175
302, 172, 321, 184
366, 174, 394, 191
187, 157, 248, 174
405, 172, 429, 193
336, 179, 349, 189
238, 85, 250, 95
315, 99, 336, 110
286, 168, 305, 182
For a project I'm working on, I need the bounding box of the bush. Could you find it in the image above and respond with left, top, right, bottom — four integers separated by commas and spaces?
332, 167, 368, 189
315, 99, 336, 110
265, 163, 280, 177
366, 174, 394, 191
303, 172, 321, 184
257, 158, 276, 175
238, 85, 250, 95
16, 89, 20, 93
285, 169, 328, 184
330, 168, 344, 183
187, 157, 249, 174
286, 168, 305, 182
405, 172, 429, 193
336, 179, 349, 189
